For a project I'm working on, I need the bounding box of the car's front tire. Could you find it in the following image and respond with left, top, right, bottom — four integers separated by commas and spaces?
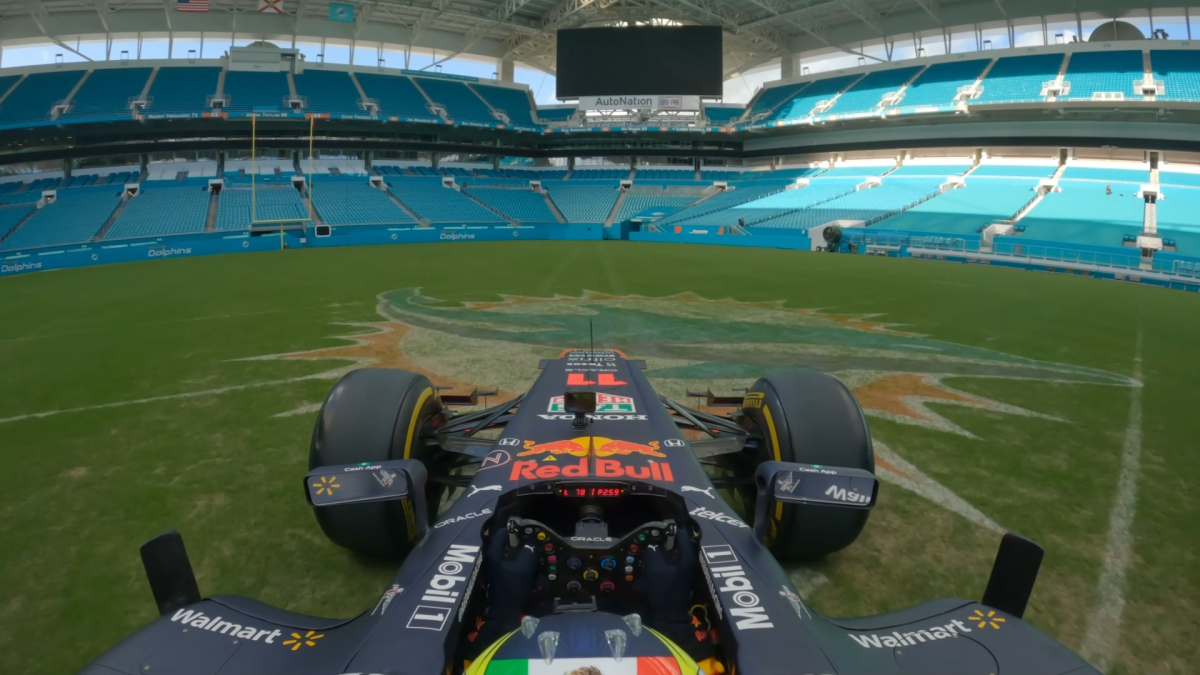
309, 368, 444, 558
741, 370, 875, 562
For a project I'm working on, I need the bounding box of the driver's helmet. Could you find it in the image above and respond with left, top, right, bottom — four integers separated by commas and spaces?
466, 612, 717, 675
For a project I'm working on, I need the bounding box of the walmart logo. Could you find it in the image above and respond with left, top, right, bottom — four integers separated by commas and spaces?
312, 476, 340, 496
282, 630, 324, 651
969, 609, 1006, 629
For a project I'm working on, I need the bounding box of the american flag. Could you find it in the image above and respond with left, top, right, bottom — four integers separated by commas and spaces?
176, 0, 209, 11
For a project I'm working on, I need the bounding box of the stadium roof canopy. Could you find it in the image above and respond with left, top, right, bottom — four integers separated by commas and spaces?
0, 0, 1178, 80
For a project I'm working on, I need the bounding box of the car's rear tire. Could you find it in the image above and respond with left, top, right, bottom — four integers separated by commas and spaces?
309, 368, 444, 558
741, 370, 874, 562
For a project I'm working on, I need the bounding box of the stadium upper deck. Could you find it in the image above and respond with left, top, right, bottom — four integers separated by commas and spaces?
2, 41, 1200, 140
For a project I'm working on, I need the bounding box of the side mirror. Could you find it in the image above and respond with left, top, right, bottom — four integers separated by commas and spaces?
305, 459, 430, 540
753, 461, 878, 542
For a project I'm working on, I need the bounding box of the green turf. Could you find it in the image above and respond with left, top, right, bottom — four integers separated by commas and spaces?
0, 241, 1197, 675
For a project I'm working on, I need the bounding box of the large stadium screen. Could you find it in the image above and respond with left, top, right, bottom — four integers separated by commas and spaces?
556, 26, 723, 98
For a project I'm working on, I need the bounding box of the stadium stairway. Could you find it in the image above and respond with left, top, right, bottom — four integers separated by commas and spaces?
605, 187, 630, 227
540, 189, 567, 223
387, 189, 429, 226
205, 188, 219, 232
460, 187, 518, 224
0, 205, 37, 247
91, 190, 133, 241
408, 78, 452, 124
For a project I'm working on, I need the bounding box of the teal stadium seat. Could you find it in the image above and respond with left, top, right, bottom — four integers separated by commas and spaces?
60, 68, 152, 120
535, 108, 576, 122
824, 66, 922, 116
877, 178, 1037, 234
704, 107, 744, 123
887, 164, 971, 177
1060, 166, 1147, 183
1060, 51, 1144, 100
471, 84, 538, 128
146, 67, 221, 115
769, 75, 860, 122
543, 182, 621, 223
745, 81, 810, 120
216, 187, 307, 230
894, 59, 990, 109
1151, 50, 1200, 102
106, 182, 209, 239
700, 170, 742, 181
613, 185, 705, 222
0, 204, 34, 238
417, 78, 496, 125
387, 179, 504, 223
356, 75, 437, 119
1153, 186, 1200, 254
1018, 180, 1144, 247
0, 186, 120, 251
463, 187, 556, 222
223, 71, 291, 113
973, 54, 1064, 104
571, 169, 627, 180
1158, 169, 1200, 188
294, 70, 364, 116
311, 181, 415, 225
656, 181, 786, 226
688, 180, 860, 227
753, 178, 940, 230
817, 166, 890, 178
0, 71, 85, 126
635, 169, 693, 180
970, 164, 1056, 178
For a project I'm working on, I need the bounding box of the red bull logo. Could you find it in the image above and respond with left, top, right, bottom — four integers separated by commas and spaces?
510, 457, 675, 482
518, 437, 665, 458
520, 438, 588, 457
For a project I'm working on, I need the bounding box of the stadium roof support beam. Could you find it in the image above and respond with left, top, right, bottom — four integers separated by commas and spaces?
19, 0, 94, 62
839, 0, 885, 35
422, 21, 490, 70
93, 0, 112, 34
354, 1, 377, 38
993, 0, 1007, 17
910, 0, 942, 26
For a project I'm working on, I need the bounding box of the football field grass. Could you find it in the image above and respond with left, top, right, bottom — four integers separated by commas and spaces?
0, 241, 1197, 675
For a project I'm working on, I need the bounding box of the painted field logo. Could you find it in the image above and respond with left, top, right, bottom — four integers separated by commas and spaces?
549, 393, 634, 413
244, 288, 1139, 538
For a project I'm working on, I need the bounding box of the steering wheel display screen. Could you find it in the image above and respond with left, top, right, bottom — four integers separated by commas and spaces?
555, 482, 628, 498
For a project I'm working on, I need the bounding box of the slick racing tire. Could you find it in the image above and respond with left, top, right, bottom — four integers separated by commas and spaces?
741, 370, 874, 562
309, 368, 444, 558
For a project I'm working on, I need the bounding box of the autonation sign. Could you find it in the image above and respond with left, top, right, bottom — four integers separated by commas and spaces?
578, 95, 701, 111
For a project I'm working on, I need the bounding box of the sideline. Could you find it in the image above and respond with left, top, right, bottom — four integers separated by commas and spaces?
1079, 328, 1145, 672
0, 372, 343, 425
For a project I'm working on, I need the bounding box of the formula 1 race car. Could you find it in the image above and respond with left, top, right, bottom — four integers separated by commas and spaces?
80, 350, 1099, 675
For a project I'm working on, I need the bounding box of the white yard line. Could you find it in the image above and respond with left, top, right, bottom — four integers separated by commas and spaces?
0, 372, 345, 425
1080, 328, 1144, 672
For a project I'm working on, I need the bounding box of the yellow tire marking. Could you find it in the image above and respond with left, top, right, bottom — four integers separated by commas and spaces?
763, 402, 784, 527
763, 404, 781, 462
403, 387, 435, 459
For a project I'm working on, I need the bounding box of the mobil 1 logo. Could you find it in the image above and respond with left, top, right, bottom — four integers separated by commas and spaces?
700, 544, 774, 630
406, 544, 480, 631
